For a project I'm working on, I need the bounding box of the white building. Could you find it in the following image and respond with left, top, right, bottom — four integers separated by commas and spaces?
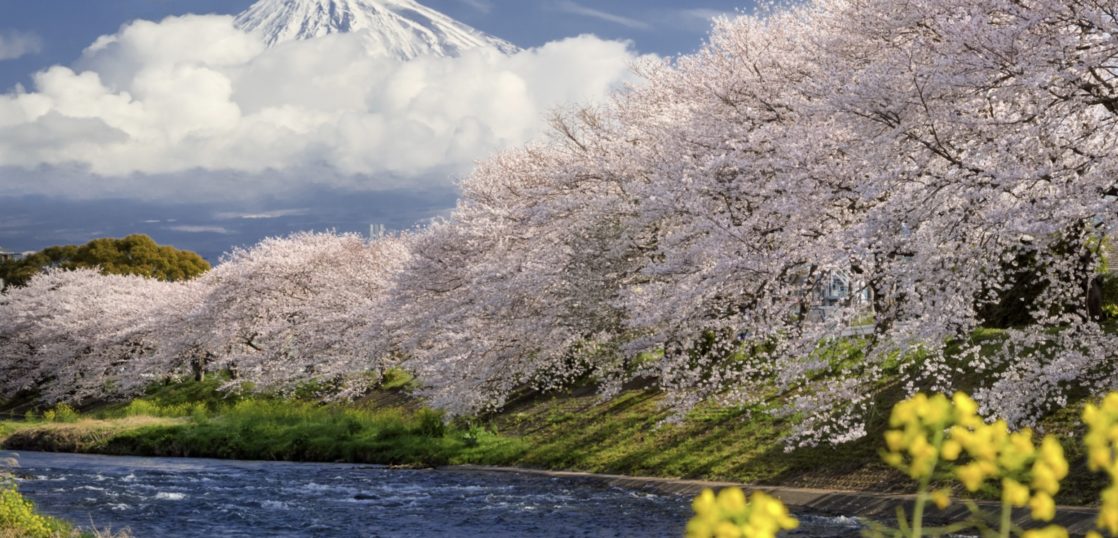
810, 270, 873, 324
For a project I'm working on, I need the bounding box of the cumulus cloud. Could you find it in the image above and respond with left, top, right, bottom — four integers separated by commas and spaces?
0, 15, 643, 200
0, 30, 42, 61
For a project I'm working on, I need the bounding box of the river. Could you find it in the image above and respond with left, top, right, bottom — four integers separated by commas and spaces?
3, 451, 863, 537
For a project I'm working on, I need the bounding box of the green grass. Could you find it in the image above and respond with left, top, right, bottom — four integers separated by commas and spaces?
8, 397, 529, 468
489, 386, 907, 492
21, 378, 528, 466
100, 376, 246, 417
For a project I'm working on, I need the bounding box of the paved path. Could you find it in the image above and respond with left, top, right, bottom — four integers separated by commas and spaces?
452, 465, 1100, 534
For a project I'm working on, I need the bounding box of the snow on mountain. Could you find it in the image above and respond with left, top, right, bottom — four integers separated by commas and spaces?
234, 0, 519, 59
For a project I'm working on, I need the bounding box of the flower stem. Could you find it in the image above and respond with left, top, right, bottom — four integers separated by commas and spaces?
999, 499, 1012, 538
912, 429, 945, 538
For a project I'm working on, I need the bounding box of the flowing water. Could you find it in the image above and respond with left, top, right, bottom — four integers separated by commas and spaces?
3, 451, 863, 537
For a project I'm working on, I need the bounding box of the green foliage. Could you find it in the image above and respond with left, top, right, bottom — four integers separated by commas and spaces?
461, 423, 483, 448
416, 408, 446, 438
631, 349, 664, 369
291, 380, 331, 401
142, 376, 241, 411
42, 404, 78, 424
1101, 273, 1118, 319
0, 487, 77, 538
0, 234, 209, 288
378, 368, 418, 392
89, 377, 242, 421
95, 398, 525, 467
109, 400, 209, 420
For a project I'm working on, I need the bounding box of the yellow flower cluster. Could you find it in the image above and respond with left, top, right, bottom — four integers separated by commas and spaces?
0, 487, 57, 538
883, 392, 1067, 522
882, 393, 966, 480
1084, 393, 1118, 535
687, 487, 798, 538
1022, 525, 1069, 538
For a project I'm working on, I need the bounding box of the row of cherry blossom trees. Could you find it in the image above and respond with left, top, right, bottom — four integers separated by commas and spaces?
1, 0, 1116, 445
0, 233, 410, 404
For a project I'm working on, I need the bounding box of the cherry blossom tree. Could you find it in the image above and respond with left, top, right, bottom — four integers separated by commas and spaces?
0, 269, 203, 404
387, 141, 646, 414
165, 231, 410, 396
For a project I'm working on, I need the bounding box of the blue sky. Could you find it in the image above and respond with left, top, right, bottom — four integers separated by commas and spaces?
0, 0, 753, 261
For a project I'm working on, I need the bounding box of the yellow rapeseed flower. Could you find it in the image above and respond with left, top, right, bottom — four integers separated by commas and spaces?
1099, 486, 1118, 535
1089, 447, 1111, 472
957, 462, 987, 492
941, 439, 962, 461
1039, 437, 1068, 477
1103, 394, 1118, 414
693, 489, 718, 519
891, 397, 919, 428
953, 392, 978, 416
687, 519, 716, 538
686, 488, 798, 538
885, 430, 906, 452
1029, 492, 1056, 522
715, 521, 743, 538
1022, 525, 1069, 538
1003, 478, 1030, 507
1031, 463, 1061, 496
718, 487, 748, 515
931, 488, 951, 510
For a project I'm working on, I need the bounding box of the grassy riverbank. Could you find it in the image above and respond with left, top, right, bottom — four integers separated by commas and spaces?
1, 472, 127, 538
0, 375, 1107, 508
0, 487, 83, 538
2, 384, 526, 467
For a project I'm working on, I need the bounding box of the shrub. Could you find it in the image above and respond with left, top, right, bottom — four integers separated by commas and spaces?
0, 487, 73, 538
415, 408, 446, 438
120, 400, 159, 417
379, 368, 417, 392
42, 404, 78, 424
1102, 273, 1118, 320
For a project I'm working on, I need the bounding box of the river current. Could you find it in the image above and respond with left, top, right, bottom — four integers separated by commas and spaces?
3, 451, 863, 537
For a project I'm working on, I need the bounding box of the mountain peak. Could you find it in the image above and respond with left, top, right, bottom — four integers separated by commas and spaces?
235, 0, 518, 60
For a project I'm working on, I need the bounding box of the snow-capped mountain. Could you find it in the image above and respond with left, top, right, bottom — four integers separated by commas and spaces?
234, 0, 519, 59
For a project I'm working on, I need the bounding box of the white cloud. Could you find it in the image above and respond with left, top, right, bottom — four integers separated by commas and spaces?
453, 0, 494, 13
215, 208, 309, 220
0, 30, 42, 61
677, 8, 735, 20
554, 1, 652, 30
168, 225, 232, 234
0, 15, 644, 200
